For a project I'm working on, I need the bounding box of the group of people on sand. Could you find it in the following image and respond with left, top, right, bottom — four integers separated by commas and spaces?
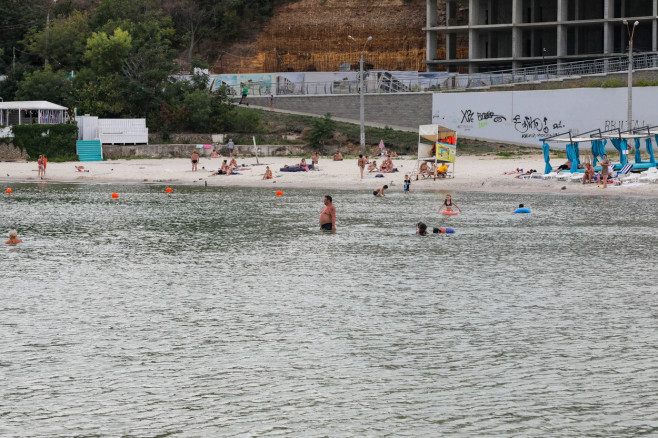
209, 155, 247, 176
417, 161, 449, 179
37, 155, 48, 179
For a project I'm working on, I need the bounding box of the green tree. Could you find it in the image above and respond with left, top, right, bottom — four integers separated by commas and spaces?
23, 10, 91, 71
74, 73, 129, 117
308, 113, 336, 153
84, 28, 132, 75
15, 66, 73, 107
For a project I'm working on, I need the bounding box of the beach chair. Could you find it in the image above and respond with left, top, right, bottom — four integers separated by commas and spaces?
541, 172, 558, 180
556, 172, 572, 181
611, 163, 633, 180
637, 167, 658, 183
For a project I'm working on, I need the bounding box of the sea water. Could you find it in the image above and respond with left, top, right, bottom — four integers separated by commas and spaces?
1, 183, 657, 436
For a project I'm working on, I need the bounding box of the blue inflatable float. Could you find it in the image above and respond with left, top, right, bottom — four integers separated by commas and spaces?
514, 208, 531, 214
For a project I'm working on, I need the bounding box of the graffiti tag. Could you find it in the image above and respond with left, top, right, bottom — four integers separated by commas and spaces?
513, 115, 550, 134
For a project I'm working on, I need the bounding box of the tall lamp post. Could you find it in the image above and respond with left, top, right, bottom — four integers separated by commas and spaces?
349, 35, 372, 154
624, 20, 639, 132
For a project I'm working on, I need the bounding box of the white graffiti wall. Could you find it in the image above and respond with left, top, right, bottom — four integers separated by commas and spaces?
432, 87, 658, 147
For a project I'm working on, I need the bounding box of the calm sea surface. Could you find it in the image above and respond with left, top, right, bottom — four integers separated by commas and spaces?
1, 183, 657, 437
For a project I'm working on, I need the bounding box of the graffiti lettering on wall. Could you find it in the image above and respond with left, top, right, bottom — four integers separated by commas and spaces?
512, 115, 565, 134
477, 111, 506, 123
604, 120, 647, 131
461, 109, 507, 124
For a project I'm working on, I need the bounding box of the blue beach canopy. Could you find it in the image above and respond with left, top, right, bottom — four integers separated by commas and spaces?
591, 139, 607, 167
649, 137, 657, 164
565, 143, 579, 173
542, 142, 552, 174
634, 138, 643, 163
610, 138, 629, 165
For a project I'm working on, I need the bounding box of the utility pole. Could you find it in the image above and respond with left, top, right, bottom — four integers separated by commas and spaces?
624, 20, 639, 132
348, 35, 373, 155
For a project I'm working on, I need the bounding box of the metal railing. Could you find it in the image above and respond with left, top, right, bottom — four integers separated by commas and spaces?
213, 51, 658, 97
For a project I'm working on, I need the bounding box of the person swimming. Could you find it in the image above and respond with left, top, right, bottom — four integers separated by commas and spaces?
416, 222, 428, 235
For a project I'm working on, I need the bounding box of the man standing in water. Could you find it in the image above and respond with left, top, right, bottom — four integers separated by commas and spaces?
319, 195, 336, 232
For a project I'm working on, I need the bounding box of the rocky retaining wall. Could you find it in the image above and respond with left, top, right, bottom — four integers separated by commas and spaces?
102, 143, 307, 159
0, 141, 27, 161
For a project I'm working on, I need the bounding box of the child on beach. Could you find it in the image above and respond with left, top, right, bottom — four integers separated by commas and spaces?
404, 175, 411, 194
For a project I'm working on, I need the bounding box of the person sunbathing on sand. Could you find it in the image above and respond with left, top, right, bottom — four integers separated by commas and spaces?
333, 151, 343, 161
263, 166, 273, 180
379, 157, 394, 173
209, 160, 230, 175
502, 168, 523, 175
417, 161, 431, 179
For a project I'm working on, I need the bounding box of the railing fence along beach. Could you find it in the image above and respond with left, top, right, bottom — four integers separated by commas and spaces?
175, 51, 658, 97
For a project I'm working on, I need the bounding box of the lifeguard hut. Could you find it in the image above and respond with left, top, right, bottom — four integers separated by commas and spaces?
413, 124, 457, 179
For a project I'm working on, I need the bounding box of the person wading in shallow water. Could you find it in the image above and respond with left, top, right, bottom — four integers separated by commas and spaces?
319, 195, 336, 232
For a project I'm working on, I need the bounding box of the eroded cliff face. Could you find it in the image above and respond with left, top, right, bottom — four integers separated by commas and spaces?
212, 0, 428, 73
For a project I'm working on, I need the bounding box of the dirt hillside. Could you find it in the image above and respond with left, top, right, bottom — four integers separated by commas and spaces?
213, 0, 438, 73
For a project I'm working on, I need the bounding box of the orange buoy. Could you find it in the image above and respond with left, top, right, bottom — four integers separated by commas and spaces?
165, 187, 173, 193
111, 192, 119, 199
6, 188, 12, 194
275, 190, 283, 196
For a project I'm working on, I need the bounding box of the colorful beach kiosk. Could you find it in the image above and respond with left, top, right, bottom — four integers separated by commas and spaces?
416, 124, 457, 179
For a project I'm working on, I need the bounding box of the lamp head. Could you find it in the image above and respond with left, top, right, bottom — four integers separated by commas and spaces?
623, 19, 628, 25
367, 36, 373, 42
634, 21, 639, 26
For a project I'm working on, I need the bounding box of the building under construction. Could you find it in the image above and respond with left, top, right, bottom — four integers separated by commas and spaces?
426, 0, 658, 72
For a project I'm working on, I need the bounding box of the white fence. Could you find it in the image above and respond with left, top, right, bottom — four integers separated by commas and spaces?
77, 117, 148, 145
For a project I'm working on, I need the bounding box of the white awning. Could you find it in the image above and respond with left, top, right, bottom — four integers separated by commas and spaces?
549, 136, 602, 142
0, 101, 68, 111
418, 124, 456, 142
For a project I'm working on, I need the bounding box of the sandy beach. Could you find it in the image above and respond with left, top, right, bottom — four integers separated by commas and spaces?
2, 154, 658, 196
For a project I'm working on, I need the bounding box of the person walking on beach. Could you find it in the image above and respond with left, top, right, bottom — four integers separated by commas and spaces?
319, 195, 336, 232
373, 185, 388, 197
37, 155, 45, 179
191, 151, 200, 171
227, 139, 235, 156
599, 154, 610, 189
43, 155, 48, 177
438, 194, 461, 213
5, 229, 22, 244
357, 154, 366, 179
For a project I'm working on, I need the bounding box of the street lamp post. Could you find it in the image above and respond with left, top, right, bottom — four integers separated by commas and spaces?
349, 35, 372, 155
624, 20, 639, 132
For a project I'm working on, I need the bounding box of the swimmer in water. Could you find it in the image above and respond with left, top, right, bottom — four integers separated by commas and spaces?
5, 229, 22, 244
416, 222, 428, 235
438, 194, 461, 213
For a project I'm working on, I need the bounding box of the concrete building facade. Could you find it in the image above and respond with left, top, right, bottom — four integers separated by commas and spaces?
426, 0, 658, 72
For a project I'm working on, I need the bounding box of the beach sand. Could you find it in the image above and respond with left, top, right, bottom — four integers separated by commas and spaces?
2, 155, 657, 196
